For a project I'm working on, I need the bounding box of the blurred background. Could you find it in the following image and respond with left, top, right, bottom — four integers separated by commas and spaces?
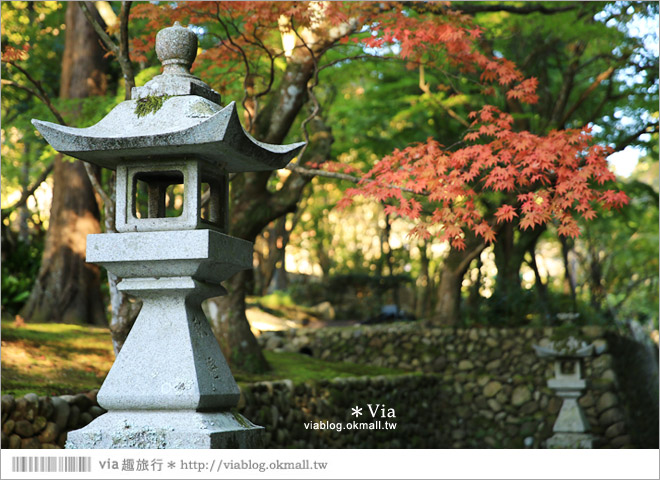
1, 1, 658, 366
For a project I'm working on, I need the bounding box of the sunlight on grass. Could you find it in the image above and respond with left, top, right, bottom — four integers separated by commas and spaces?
235, 351, 408, 384
2, 321, 409, 397
1, 321, 114, 397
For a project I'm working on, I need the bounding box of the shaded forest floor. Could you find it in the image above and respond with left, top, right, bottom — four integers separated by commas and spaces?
0, 318, 405, 398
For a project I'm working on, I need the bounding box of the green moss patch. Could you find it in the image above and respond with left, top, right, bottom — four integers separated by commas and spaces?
134, 94, 172, 117
235, 351, 408, 385
1, 320, 114, 397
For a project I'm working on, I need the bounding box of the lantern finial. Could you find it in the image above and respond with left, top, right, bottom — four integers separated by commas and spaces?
156, 21, 198, 76
131, 22, 220, 104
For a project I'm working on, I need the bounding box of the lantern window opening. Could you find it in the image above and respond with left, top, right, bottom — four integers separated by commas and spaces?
116, 161, 200, 233
199, 168, 229, 234
133, 170, 185, 219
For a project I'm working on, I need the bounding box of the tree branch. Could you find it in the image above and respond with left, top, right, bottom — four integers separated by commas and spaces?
1, 65, 67, 125
560, 66, 615, 125
119, 1, 136, 99
286, 163, 423, 195
289, 19, 321, 164
83, 162, 113, 207
611, 122, 659, 153
80, 1, 135, 99
250, 26, 279, 100
550, 42, 586, 128
80, 1, 118, 55
1, 161, 54, 219
419, 64, 470, 128
584, 80, 617, 126
215, 4, 254, 130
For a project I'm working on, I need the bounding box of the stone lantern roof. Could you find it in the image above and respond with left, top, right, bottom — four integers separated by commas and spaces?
32, 22, 304, 172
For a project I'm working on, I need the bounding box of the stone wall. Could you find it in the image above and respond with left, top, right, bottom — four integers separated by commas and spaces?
1, 376, 444, 449
1, 391, 106, 449
2, 324, 656, 449
239, 375, 444, 448
258, 323, 657, 448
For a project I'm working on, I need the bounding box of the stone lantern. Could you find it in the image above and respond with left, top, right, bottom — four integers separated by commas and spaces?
32, 22, 304, 448
533, 337, 595, 448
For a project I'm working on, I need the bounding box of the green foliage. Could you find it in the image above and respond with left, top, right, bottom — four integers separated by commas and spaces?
134, 94, 172, 117
2, 1, 658, 334
1, 237, 43, 314
577, 179, 659, 328
257, 290, 297, 309
2, 2, 65, 196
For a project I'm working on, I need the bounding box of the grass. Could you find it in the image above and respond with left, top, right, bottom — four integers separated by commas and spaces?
1, 320, 407, 397
1, 320, 115, 398
236, 351, 407, 384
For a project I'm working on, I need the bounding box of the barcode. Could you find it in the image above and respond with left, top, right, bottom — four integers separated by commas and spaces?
11, 456, 92, 473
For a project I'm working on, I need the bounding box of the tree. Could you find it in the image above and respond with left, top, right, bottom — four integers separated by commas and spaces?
576, 179, 659, 326
470, 1, 659, 322
127, 1, 639, 353
3, 2, 653, 369
337, 2, 655, 325
13, 2, 108, 326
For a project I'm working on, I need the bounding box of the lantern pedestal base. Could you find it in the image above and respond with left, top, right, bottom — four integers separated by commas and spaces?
546, 432, 594, 449
66, 410, 263, 449
68, 230, 263, 449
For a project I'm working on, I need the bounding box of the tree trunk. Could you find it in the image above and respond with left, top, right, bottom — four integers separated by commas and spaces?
270, 211, 300, 292
18, 144, 30, 243
255, 216, 287, 295
210, 115, 333, 372
491, 224, 545, 320
208, 270, 268, 371
527, 246, 553, 322
432, 235, 486, 326
588, 245, 605, 314
560, 236, 578, 311
466, 256, 483, 314
20, 2, 108, 326
209, 8, 345, 372
415, 239, 431, 319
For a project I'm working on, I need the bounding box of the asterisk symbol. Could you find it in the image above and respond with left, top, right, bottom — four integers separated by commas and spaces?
351, 406, 363, 417
167, 461, 176, 469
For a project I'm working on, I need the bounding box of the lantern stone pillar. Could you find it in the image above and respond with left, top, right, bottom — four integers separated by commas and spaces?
32, 22, 304, 449
533, 337, 595, 449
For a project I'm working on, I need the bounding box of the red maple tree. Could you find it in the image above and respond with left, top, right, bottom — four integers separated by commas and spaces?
340, 104, 628, 249
129, 2, 626, 251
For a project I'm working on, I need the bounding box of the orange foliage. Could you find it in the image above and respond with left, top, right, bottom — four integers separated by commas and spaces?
125, 2, 626, 249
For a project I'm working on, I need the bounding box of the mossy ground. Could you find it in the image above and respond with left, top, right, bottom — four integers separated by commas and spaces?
1, 320, 114, 397
1, 320, 406, 397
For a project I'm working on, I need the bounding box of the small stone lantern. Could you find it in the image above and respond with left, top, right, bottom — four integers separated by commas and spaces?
533, 337, 595, 449
32, 22, 304, 448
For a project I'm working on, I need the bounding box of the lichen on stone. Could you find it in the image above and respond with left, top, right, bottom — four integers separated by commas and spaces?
134, 94, 172, 117
188, 100, 217, 118
231, 409, 250, 429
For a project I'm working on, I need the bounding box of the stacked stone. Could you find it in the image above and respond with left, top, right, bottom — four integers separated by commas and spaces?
2, 325, 641, 449
258, 324, 634, 448
1, 391, 105, 449
581, 352, 633, 448
237, 375, 445, 448
0, 364, 636, 449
